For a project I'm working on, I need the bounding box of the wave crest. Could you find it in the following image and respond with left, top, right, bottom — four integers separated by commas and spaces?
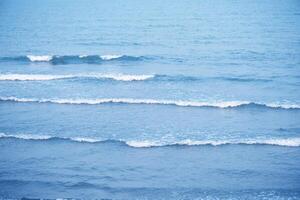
0, 73, 275, 83
0, 54, 147, 64
0, 133, 299, 147
126, 138, 300, 147
0, 97, 299, 110
100, 54, 123, 60
27, 55, 52, 62
0, 74, 154, 81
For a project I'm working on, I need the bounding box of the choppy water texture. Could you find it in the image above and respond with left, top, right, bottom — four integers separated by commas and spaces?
0, 0, 300, 199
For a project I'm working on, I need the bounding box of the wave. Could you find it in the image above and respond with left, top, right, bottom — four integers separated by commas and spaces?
153, 75, 272, 83
0, 133, 299, 147
0, 54, 147, 64
0, 73, 274, 83
0, 97, 299, 109
126, 138, 300, 147
0, 74, 155, 81
217, 77, 272, 83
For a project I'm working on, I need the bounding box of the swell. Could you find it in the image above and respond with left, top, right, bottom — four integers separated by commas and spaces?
0, 133, 299, 147
0, 73, 272, 83
0, 97, 299, 110
0, 74, 155, 82
0, 55, 147, 64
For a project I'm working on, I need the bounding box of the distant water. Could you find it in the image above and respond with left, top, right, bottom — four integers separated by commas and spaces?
0, 0, 300, 199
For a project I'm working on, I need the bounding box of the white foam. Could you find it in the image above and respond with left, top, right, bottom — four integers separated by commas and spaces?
0, 97, 39, 103
0, 133, 52, 140
124, 140, 227, 147
177, 139, 229, 146
267, 103, 300, 109
179, 138, 300, 147
169, 100, 250, 108
1, 133, 299, 147
126, 140, 160, 148
245, 138, 300, 147
27, 55, 53, 62
100, 55, 123, 60
0, 74, 68, 81
25, 54, 136, 62
0, 96, 299, 109
0, 133, 101, 143
97, 74, 154, 81
71, 137, 100, 143
0, 97, 284, 108
0, 74, 154, 81
125, 138, 300, 147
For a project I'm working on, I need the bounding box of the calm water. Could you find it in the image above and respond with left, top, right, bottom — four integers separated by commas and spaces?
0, 0, 300, 199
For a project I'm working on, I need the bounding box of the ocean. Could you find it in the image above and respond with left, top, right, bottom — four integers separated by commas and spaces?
0, 0, 300, 199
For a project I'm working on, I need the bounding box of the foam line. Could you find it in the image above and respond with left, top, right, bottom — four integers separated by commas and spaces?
0, 133, 299, 147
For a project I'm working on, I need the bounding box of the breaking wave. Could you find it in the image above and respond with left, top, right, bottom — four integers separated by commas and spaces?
0, 97, 299, 109
0, 133, 299, 147
0, 54, 147, 64
0, 73, 155, 81
0, 73, 274, 83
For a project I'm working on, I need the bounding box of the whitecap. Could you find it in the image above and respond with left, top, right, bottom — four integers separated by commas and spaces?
71, 137, 101, 143
100, 55, 123, 60
0, 133, 52, 140
0, 73, 154, 82
0, 97, 299, 109
1, 133, 300, 147
125, 138, 300, 147
97, 74, 154, 81
26, 55, 53, 62
125, 140, 161, 148
0, 74, 68, 81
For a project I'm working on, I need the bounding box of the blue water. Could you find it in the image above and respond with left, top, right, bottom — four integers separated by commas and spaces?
1, 0, 300, 199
